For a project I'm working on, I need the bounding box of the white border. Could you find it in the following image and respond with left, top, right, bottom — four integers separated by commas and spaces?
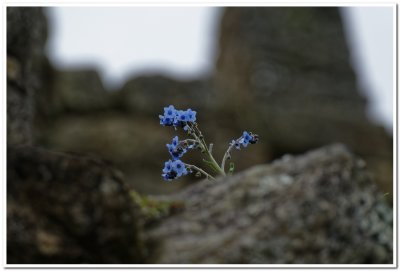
3, 2, 399, 6
2, 1, 7, 270
393, 2, 398, 270
2, 1, 397, 269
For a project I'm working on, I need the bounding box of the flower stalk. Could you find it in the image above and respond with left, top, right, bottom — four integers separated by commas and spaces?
159, 105, 259, 181
185, 163, 216, 181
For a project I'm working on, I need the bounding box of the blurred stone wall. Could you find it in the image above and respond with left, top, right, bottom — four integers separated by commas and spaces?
28, 7, 392, 196
7, 8, 145, 263
6, 6, 393, 264
213, 7, 393, 196
7, 7, 48, 145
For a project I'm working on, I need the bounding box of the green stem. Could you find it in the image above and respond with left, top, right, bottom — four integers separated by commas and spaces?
221, 136, 243, 172
189, 123, 225, 176
185, 163, 216, 181
206, 148, 225, 176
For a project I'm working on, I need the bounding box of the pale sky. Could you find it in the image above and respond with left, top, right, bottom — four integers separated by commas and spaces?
45, 7, 394, 133
45, 7, 221, 88
340, 7, 393, 133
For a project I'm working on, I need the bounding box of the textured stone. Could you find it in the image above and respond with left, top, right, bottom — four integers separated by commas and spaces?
7, 144, 392, 264
7, 145, 145, 264
214, 7, 392, 194
39, 69, 115, 117
7, 7, 48, 145
147, 144, 392, 264
7, 7, 47, 65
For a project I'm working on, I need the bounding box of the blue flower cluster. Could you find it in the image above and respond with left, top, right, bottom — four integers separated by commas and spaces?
160, 106, 198, 180
232, 131, 259, 150
159, 104, 259, 181
159, 105, 197, 128
162, 159, 188, 181
166, 136, 194, 160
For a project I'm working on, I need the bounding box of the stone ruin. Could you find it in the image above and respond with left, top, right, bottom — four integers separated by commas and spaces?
7, 7, 393, 264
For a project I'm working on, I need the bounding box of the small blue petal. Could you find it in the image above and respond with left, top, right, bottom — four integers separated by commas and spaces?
185, 109, 197, 122
172, 136, 179, 146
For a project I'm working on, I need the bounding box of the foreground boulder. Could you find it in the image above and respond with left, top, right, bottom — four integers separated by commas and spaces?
7, 146, 144, 264
147, 144, 392, 264
7, 144, 392, 264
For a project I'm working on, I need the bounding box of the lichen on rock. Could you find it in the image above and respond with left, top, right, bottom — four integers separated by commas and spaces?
146, 144, 392, 264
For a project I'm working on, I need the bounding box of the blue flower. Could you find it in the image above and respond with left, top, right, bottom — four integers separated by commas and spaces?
159, 105, 177, 126
162, 171, 177, 181
159, 116, 174, 126
235, 131, 259, 149
164, 105, 176, 118
167, 136, 188, 160
243, 131, 252, 142
161, 159, 188, 181
162, 160, 174, 173
173, 110, 188, 127
185, 109, 197, 122
162, 159, 176, 181
160, 106, 197, 128
171, 136, 178, 147
177, 110, 188, 122
172, 159, 188, 177
239, 131, 252, 147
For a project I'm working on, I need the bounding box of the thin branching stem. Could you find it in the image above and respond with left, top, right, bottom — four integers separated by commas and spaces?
181, 139, 197, 146
185, 163, 216, 181
188, 123, 225, 176
221, 136, 243, 172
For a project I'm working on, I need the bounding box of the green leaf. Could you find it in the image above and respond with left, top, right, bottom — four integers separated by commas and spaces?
228, 162, 235, 174
202, 159, 220, 173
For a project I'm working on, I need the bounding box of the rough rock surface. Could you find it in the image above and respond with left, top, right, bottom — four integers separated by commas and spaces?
7, 145, 145, 264
7, 144, 392, 264
147, 144, 392, 264
214, 7, 392, 194
7, 7, 48, 145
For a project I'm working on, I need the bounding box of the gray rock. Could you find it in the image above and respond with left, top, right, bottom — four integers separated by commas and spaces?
42, 69, 115, 115
7, 144, 392, 264
35, 113, 189, 195
213, 7, 392, 195
7, 7, 48, 145
147, 144, 392, 264
7, 7, 47, 66
119, 75, 214, 115
7, 145, 145, 263
7, 60, 33, 145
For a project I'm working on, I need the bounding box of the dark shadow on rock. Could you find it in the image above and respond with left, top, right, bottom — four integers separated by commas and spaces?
7, 145, 145, 264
